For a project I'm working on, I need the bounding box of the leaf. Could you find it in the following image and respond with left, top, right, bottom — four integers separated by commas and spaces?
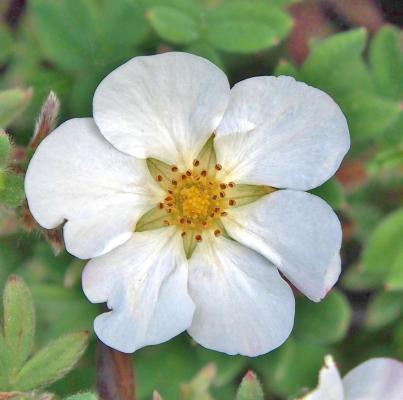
0, 174, 25, 208
310, 178, 345, 209
293, 290, 352, 344
369, 26, 403, 100
300, 29, 373, 97
206, 1, 292, 53
146, 6, 200, 45
274, 59, 299, 78
11, 332, 89, 391
366, 291, 403, 331
0, 131, 11, 169
385, 249, 403, 291
361, 208, 403, 285
235, 371, 264, 400
2, 275, 36, 377
64, 394, 98, 400
0, 88, 32, 128
0, 23, 12, 64
186, 42, 225, 71
181, 364, 216, 400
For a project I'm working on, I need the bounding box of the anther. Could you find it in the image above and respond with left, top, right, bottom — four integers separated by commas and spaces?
229, 199, 236, 206
210, 212, 215, 218
215, 164, 222, 171
156, 175, 163, 182
221, 211, 228, 216
228, 182, 235, 188
195, 234, 203, 242
220, 183, 227, 190
202, 221, 207, 226
220, 191, 225, 198
163, 220, 170, 226
214, 229, 221, 237
172, 180, 178, 186
171, 166, 178, 172
186, 170, 192, 176
212, 194, 218, 200
214, 207, 220, 212
181, 174, 187, 180
159, 202, 164, 209
201, 170, 207, 177
179, 218, 185, 224
193, 159, 200, 167
165, 196, 172, 201
187, 219, 192, 224
181, 231, 186, 237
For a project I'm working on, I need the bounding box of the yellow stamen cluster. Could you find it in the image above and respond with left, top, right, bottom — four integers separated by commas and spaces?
155, 160, 236, 240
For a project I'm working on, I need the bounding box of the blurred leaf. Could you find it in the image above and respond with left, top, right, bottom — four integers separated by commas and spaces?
340, 91, 400, 140
147, 6, 200, 45
65, 394, 97, 400
293, 290, 351, 344
181, 364, 216, 400
0, 88, 32, 128
252, 338, 327, 397
235, 371, 264, 400
206, 1, 292, 53
12, 332, 89, 391
342, 264, 381, 292
367, 143, 403, 175
0, 23, 12, 64
0, 131, 11, 169
369, 26, 403, 101
300, 29, 372, 97
310, 178, 345, 209
274, 59, 299, 78
385, 249, 403, 291
366, 291, 403, 330
0, 173, 25, 208
186, 42, 225, 70
362, 208, 403, 285
2, 275, 35, 377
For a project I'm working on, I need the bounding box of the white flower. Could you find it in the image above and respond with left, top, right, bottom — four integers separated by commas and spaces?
300, 355, 403, 400
25, 52, 349, 356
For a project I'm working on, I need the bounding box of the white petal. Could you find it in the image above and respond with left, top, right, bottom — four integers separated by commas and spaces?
222, 190, 342, 302
82, 228, 195, 353
187, 233, 295, 357
93, 52, 230, 169
214, 76, 350, 191
343, 358, 403, 400
300, 355, 344, 400
25, 118, 163, 259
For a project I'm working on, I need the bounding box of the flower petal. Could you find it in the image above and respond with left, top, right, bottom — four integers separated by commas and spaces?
301, 355, 344, 400
222, 190, 342, 302
214, 76, 349, 190
93, 52, 230, 169
25, 118, 163, 259
343, 358, 403, 400
82, 228, 194, 353
187, 233, 295, 357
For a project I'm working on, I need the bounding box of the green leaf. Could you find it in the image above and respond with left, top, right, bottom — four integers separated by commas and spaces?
252, 338, 328, 397
186, 42, 225, 70
181, 364, 216, 400
12, 331, 89, 391
385, 249, 403, 291
206, 1, 292, 53
0, 173, 25, 208
293, 290, 351, 344
147, 6, 200, 44
342, 264, 381, 292
235, 371, 264, 400
0, 88, 32, 128
274, 59, 299, 78
2, 275, 36, 377
366, 291, 403, 330
369, 26, 403, 100
300, 29, 373, 97
310, 178, 345, 209
65, 393, 98, 400
0, 131, 11, 169
362, 208, 403, 285
0, 23, 12, 64
340, 91, 401, 140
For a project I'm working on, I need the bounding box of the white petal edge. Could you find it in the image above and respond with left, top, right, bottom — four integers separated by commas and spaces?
214, 76, 350, 191
343, 358, 403, 400
222, 190, 342, 302
300, 355, 344, 400
82, 228, 195, 353
25, 118, 163, 259
93, 52, 230, 169
187, 233, 295, 357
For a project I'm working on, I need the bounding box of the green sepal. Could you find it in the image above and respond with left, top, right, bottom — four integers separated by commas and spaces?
135, 206, 168, 232
226, 184, 275, 207
147, 158, 174, 190
235, 371, 264, 400
0, 173, 25, 208
0, 130, 12, 169
195, 134, 217, 177
182, 230, 198, 260
181, 363, 216, 400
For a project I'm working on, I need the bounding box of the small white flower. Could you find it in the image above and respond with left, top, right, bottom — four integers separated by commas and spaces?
25, 52, 349, 356
300, 355, 403, 400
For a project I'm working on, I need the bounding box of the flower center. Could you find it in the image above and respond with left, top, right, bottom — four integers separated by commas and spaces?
159, 161, 235, 240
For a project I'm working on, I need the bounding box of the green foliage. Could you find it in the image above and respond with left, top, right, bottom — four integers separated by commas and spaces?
293, 290, 352, 344
0, 276, 89, 394
235, 371, 264, 400
366, 291, 403, 330
65, 394, 98, 400
310, 178, 345, 210
0, 88, 32, 128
